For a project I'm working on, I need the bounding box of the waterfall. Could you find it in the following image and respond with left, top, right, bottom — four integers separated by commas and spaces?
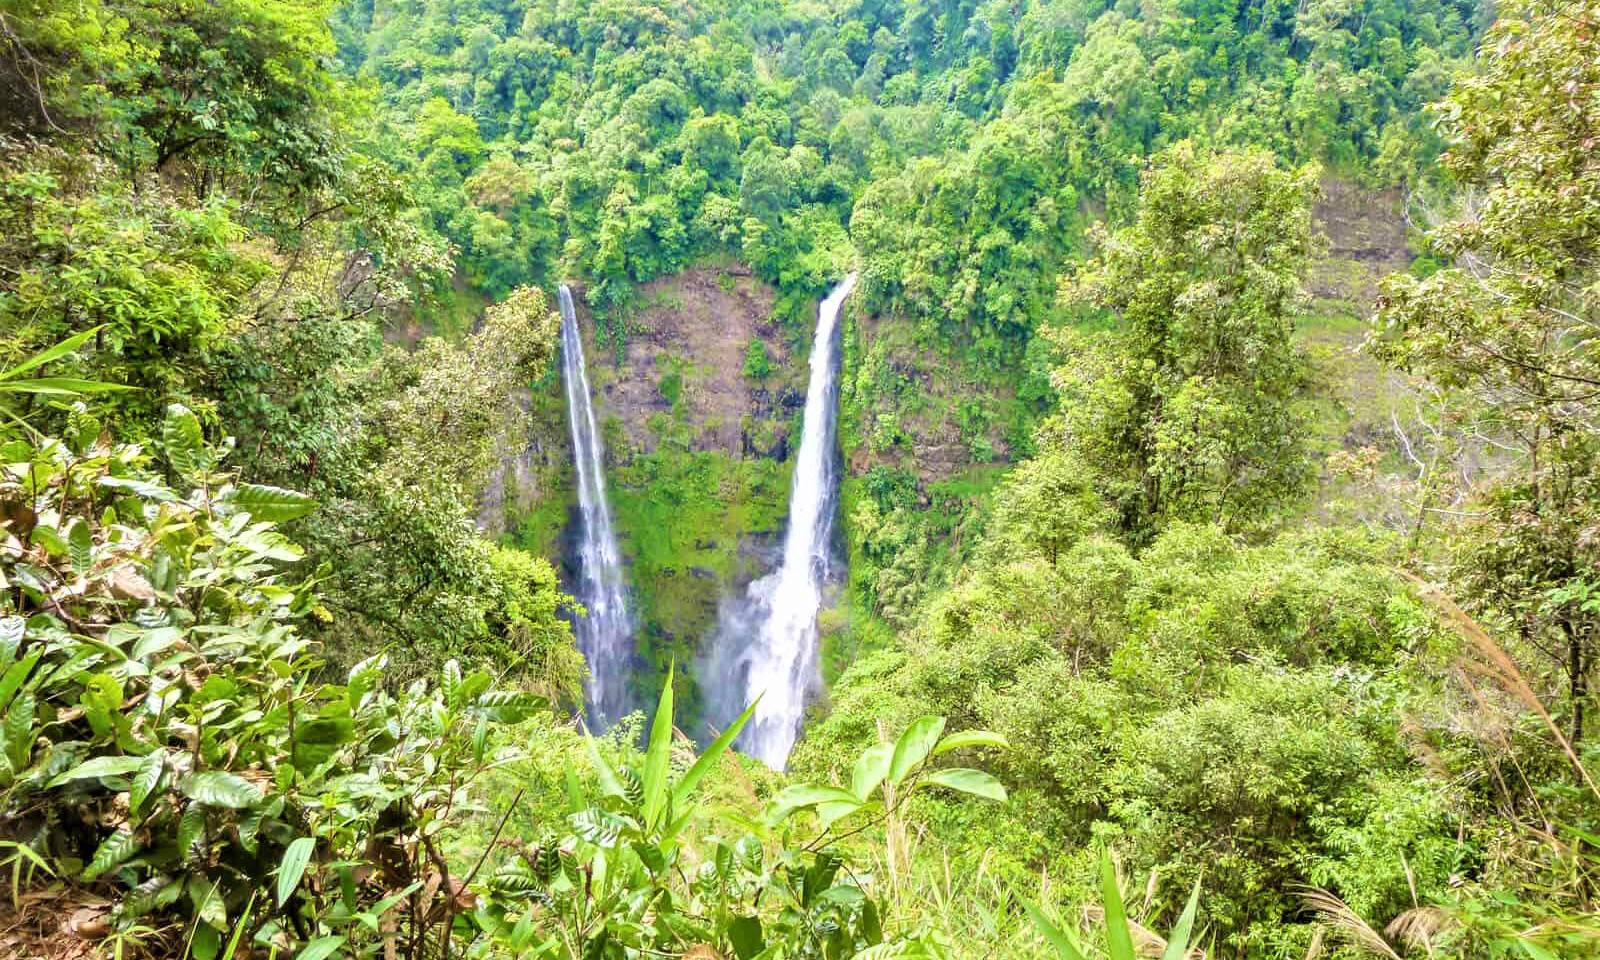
707, 273, 857, 768
557, 284, 632, 727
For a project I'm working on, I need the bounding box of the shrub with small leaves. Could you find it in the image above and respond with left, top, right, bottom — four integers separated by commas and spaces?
0, 405, 548, 956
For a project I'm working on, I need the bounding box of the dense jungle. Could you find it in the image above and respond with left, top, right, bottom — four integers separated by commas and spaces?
0, 0, 1597, 956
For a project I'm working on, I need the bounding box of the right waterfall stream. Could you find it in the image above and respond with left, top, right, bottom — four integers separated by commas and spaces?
707, 273, 858, 768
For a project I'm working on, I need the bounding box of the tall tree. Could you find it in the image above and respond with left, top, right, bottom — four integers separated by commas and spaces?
1372, 0, 1600, 744
1059, 142, 1319, 537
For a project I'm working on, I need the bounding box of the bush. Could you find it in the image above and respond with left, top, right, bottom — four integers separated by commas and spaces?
0, 406, 546, 956
742, 337, 772, 380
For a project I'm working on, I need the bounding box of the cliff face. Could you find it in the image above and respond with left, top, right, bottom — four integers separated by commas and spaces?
588, 263, 805, 463
481, 261, 811, 715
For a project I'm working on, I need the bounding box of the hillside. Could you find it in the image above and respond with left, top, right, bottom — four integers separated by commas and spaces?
2, 0, 1598, 958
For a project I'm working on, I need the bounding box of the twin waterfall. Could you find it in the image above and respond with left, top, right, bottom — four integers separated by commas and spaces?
707, 273, 858, 768
557, 285, 632, 727
557, 274, 857, 767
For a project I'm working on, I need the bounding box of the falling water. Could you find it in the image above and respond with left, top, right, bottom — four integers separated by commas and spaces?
557, 284, 632, 727
707, 273, 858, 768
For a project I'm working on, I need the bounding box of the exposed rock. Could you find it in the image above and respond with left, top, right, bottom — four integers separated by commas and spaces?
582, 264, 803, 459
1309, 178, 1413, 310
842, 310, 1015, 486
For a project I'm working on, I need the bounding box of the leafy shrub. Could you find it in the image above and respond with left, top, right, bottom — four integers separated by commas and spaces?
0, 405, 547, 956
743, 338, 772, 380
471, 671, 1010, 958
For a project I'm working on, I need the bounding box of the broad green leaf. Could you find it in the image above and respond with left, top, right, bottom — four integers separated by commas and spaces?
641, 662, 674, 827
1025, 902, 1088, 960
474, 689, 545, 723
83, 825, 138, 879
819, 884, 867, 904
1100, 854, 1136, 960
0, 650, 40, 714
191, 877, 226, 928
916, 768, 1007, 803
296, 937, 346, 960
728, 915, 764, 960
570, 807, 629, 847
5, 692, 34, 767
851, 742, 894, 801
0, 326, 101, 380
178, 803, 207, 861
932, 730, 1009, 756
221, 483, 317, 522
441, 659, 462, 706
162, 404, 205, 479
817, 799, 865, 829
347, 654, 385, 708
66, 517, 92, 573
0, 616, 21, 668
766, 784, 862, 824
191, 921, 220, 960
122, 874, 178, 918
180, 771, 263, 809
80, 672, 122, 738
565, 763, 587, 813
131, 627, 183, 660
1516, 941, 1561, 960
0, 377, 133, 395
96, 476, 177, 501
130, 750, 164, 816
455, 669, 491, 707
30, 525, 68, 560
46, 753, 145, 787
584, 733, 626, 800
672, 695, 758, 815
1160, 877, 1204, 960
277, 836, 315, 906
888, 716, 945, 786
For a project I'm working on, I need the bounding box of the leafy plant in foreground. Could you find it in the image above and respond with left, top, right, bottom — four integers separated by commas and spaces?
474, 678, 1009, 959
0, 404, 547, 957
0, 326, 131, 432
1028, 855, 1204, 960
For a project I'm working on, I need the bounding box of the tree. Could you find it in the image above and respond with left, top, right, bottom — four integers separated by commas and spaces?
1060, 142, 1319, 536
1371, 0, 1600, 745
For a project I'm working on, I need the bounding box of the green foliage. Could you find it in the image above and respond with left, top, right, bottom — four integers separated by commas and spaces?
3, 0, 345, 193
0, 409, 550, 955
1060, 143, 1320, 538
246, 283, 579, 685
743, 337, 772, 380
472, 672, 1007, 958
12, 2, 1596, 959
1367, 2, 1600, 950
325, 0, 1472, 354
1028, 854, 1203, 960
0, 326, 132, 430
798, 431, 1456, 952
609, 447, 791, 711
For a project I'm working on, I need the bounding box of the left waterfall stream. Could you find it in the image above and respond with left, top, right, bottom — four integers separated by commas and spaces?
557, 283, 633, 727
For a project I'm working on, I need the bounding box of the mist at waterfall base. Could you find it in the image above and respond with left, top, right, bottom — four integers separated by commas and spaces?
704, 273, 858, 769
557, 284, 634, 728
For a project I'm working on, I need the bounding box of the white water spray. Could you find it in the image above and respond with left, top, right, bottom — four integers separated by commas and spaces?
558, 284, 632, 727
708, 274, 857, 768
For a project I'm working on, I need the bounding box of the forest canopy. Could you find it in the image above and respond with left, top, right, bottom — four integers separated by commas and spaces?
0, 0, 1597, 958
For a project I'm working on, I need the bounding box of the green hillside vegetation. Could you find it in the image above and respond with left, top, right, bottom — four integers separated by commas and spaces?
1, 0, 1598, 957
